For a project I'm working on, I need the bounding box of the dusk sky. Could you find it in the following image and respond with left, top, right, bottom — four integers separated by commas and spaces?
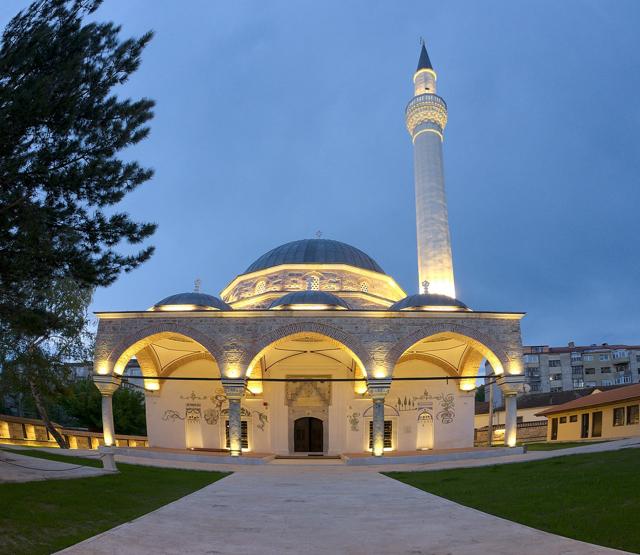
3, 1, 639, 346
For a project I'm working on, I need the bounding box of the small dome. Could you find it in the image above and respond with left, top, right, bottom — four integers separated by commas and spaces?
246, 239, 385, 275
389, 293, 469, 311
150, 292, 231, 311
269, 291, 351, 310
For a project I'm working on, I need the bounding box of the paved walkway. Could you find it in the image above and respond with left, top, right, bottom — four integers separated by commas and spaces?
0, 448, 108, 483
58, 458, 633, 554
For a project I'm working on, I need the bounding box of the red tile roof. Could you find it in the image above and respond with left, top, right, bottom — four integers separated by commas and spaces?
536, 383, 640, 416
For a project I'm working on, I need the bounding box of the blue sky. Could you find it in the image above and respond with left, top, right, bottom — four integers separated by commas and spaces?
3, 1, 639, 346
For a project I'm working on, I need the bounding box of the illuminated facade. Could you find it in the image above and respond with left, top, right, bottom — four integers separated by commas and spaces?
93, 44, 525, 457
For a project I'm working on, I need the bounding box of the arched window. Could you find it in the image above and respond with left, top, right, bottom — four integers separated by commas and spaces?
255, 280, 266, 295
360, 281, 369, 293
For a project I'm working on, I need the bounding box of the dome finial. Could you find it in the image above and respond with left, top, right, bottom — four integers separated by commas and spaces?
194, 278, 201, 293
315, 230, 323, 239
417, 39, 433, 72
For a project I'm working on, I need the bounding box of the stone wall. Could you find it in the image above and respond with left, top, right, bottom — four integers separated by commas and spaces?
94, 311, 524, 379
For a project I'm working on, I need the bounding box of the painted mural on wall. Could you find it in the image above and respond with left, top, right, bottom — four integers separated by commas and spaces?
160, 388, 269, 433
347, 411, 360, 432
393, 389, 455, 424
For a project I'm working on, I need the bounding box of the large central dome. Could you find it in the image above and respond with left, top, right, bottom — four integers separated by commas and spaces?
245, 239, 385, 274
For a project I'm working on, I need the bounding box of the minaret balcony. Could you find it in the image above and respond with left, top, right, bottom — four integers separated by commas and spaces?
405, 93, 448, 136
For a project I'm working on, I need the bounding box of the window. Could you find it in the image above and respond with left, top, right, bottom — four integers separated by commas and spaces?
549, 360, 562, 367
601, 380, 613, 386
524, 354, 539, 364
307, 275, 320, 291
225, 421, 249, 449
368, 420, 393, 450
526, 367, 540, 378
599, 353, 610, 361
569, 415, 578, 423
585, 368, 595, 375
636, 354, 640, 363
583, 354, 594, 362
550, 374, 562, 381
615, 376, 632, 385
615, 363, 629, 373
572, 366, 583, 375
626, 405, 639, 425
613, 350, 628, 360
585, 381, 597, 387
570, 352, 582, 362
600, 367, 611, 374
359, 281, 369, 293
613, 407, 625, 427
559, 416, 567, 424
572, 379, 585, 389
530, 383, 541, 392
255, 280, 266, 295
551, 386, 563, 393
531, 346, 545, 353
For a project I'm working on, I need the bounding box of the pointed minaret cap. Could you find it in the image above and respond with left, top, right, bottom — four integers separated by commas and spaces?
416, 41, 433, 72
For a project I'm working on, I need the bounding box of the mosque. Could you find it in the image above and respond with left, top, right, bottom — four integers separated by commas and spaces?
93, 44, 525, 458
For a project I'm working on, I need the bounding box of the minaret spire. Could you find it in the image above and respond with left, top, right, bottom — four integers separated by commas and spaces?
405, 42, 456, 299
416, 41, 433, 72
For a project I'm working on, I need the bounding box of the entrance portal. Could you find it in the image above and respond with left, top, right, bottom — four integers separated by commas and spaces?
294, 417, 324, 452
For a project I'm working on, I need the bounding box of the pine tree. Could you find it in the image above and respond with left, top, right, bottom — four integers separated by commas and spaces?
0, 0, 156, 337
0, 0, 156, 445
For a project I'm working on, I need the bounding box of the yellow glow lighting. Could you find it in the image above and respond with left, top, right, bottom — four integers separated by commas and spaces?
413, 68, 437, 82
272, 304, 347, 311
149, 304, 219, 312
95, 361, 110, 375
220, 264, 406, 301
412, 128, 443, 142
373, 368, 388, 379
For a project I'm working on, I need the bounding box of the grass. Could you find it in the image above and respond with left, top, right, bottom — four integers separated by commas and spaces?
0, 448, 229, 555
386, 448, 640, 554
525, 440, 607, 451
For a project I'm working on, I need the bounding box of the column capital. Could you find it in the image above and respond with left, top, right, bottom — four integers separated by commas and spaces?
496, 374, 524, 396
367, 378, 392, 400
93, 374, 121, 396
222, 378, 246, 400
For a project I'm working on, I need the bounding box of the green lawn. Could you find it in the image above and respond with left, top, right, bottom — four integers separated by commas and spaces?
525, 441, 608, 451
386, 448, 640, 553
0, 448, 229, 555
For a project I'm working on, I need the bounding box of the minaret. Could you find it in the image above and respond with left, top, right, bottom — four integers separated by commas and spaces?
405, 42, 456, 299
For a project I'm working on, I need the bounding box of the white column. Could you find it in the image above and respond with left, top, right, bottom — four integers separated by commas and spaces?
368, 379, 391, 457
223, 378, 246, 457
504, 393, 518, 447
93, 375, 121, 447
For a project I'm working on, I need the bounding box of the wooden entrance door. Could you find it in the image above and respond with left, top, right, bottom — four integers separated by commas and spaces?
294, 417, 323, 452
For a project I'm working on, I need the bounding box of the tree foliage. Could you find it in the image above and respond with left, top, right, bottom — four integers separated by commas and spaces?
62, 378, 147, 436
0, 0, 155, 445
0, 0, 156, 337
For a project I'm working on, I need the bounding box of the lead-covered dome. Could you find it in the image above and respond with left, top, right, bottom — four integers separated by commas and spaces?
389, 293, 469, 311
150, 292, 231, 311
245, 239, 385, 275
269, 291, 351, 310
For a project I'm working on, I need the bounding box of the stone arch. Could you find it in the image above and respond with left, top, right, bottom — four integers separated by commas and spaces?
104, 322, 224, 378
387, 322, 510, 377
246, 321, 373, 378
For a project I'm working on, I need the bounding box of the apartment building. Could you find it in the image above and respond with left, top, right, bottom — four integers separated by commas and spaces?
522, 343, 640, 394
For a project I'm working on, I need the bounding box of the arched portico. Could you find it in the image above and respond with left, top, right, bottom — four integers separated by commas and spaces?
386, 323, 513, 377
246, 321, 373, 379
93, 327, 223, 449
243, 328, 371, 456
